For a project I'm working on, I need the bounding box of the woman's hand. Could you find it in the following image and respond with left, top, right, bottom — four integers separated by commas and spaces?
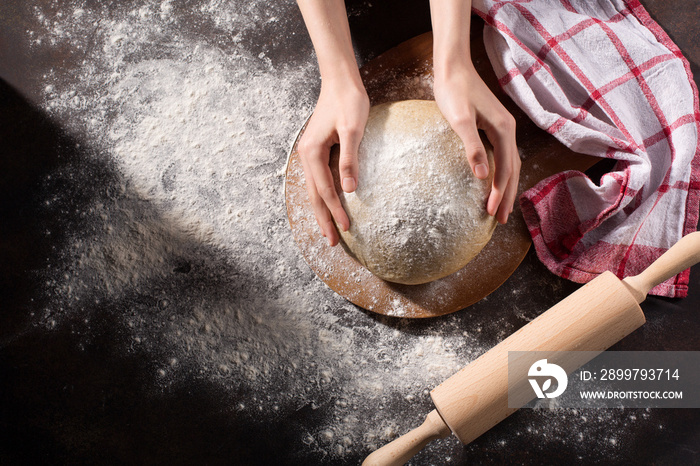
430, 0, 520, 225
297, 79, 369, 246
434, 64, 520, 224
296, 0, 370, 246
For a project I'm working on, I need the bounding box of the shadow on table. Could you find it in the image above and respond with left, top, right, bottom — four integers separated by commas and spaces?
0, 79, 333, 465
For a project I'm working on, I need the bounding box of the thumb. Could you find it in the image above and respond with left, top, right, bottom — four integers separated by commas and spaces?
338, 127, 363, 193
454, 121, 489, 179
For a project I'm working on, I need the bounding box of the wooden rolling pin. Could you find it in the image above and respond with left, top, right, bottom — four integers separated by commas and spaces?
363, 231, 700, 465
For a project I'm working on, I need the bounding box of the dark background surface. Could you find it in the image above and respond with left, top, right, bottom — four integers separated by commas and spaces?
1, 1, 699, 465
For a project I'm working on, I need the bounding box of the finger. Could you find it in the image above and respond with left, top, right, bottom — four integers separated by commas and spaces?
299, 151, 340, 245
483, 115, 519, 223
507, 152, 522, 215
495, 157, 520, 224
337, 126, 363, 193
487, 160, 509, 221
304, 144, 350, 236
452, 117, 490, 180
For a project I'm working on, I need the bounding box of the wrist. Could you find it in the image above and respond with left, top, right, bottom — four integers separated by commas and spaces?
320, 65, 366, 97
430, 0, 475, 83
318, 50, 363, 84
430, 0, 473, 76
433, 53, 476, 85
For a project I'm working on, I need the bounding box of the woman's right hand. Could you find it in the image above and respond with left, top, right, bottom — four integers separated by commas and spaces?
297, 78, 370, 246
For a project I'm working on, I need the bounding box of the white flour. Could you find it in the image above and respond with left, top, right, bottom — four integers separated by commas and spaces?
26, 0, 651, 462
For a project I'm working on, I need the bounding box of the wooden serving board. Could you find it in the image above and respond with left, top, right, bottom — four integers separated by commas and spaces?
285, 27, 598, 318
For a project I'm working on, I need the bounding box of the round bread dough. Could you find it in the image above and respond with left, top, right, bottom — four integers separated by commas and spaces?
333, 100, 497, 285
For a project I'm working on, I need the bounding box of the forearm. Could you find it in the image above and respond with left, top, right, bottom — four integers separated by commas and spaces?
297, 0, 363, 87
429, 0, 474, 78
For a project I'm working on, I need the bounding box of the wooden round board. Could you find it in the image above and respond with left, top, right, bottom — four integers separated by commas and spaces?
285, 26, 599, 318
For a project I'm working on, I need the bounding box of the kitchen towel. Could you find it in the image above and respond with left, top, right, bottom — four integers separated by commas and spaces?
474, 0, 700, 297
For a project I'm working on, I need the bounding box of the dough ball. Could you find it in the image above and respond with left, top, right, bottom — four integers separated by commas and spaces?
332, 100, 497, 285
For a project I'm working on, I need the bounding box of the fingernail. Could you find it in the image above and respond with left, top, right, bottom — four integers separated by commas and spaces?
474, 163, 489, 179
342, 177, 356, 193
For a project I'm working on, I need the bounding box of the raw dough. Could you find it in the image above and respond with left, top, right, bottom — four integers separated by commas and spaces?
333, 100, 497, 285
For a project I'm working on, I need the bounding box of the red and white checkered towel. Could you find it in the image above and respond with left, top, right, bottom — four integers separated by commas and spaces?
474, 0, 700, 297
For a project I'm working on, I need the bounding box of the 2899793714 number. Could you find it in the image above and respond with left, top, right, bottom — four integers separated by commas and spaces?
599, 368, 680, 381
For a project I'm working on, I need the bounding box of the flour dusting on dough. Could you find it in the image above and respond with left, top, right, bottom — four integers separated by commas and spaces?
338, 100, 496, 284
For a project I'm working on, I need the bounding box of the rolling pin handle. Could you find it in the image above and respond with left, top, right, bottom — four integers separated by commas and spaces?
623, 231, 700, 302
362, 409, 451, 466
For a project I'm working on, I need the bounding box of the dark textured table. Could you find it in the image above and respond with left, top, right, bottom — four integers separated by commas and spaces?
1, 1, 698, 465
